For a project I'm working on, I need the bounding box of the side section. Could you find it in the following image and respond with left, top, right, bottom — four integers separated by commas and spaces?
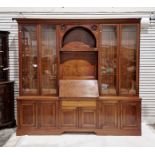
96, 97, 141, 135
16, 97, 61, 135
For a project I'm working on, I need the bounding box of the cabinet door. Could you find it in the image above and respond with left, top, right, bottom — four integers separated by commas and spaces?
121, 101, 141, 129
79, 107, 96, 128
0, 83, 14, 124
40, 25, 57, 95
0, 85, 6, 123
40, 101, 57, 127
99, 101, 119, 129
19, 101, 36, 127
120, 25, 139, 95
61, 107, 78, 128
20, 25, 38, 95
100, 25, 118, 95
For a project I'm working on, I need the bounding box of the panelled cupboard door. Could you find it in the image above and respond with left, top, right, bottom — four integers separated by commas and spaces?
79, 107, 96, 128
99, 101, 119, 129
61, 107, 78, 128
20, 25, 39, 95
40, 101, 56, 127
40, 25, 57, 95
19, 101, 36, 127
121, 101, 141, 129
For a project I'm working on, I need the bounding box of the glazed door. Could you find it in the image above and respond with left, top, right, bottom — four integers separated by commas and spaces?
40, 25, 57, 95
0, 34, 9, 81
100, 25, 118, 95
120, 24, 139, 95
20, 25, 39, 95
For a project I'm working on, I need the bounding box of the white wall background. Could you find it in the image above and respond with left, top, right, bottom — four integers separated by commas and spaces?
0, 7, 155, 123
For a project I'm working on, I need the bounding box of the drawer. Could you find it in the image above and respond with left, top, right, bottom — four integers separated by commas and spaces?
62, 100, 96, 107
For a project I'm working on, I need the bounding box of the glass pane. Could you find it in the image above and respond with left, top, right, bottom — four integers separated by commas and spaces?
100, 25, 117, 95
40, 25, 57, 95
21, 25, 38, 95
120, 25, 137, 95
0, 38, 2, 50
0, 38, 3, 80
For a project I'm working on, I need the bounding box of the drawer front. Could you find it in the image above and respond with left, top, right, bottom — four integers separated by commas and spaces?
62, 100, 96, 107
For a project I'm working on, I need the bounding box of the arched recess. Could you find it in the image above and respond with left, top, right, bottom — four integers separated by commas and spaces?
62, 26, 96, 48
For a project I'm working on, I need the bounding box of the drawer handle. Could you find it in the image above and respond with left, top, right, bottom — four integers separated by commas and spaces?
0, 51, 4, 53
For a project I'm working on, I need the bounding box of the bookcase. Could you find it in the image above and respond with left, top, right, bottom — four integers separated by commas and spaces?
16, 19, 141, 135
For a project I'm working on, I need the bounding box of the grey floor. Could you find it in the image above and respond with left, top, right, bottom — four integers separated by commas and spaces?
0, 128, 16, 146
1, 124, 155, 147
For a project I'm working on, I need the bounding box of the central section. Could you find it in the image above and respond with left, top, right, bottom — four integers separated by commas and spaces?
59, 25, 98, 81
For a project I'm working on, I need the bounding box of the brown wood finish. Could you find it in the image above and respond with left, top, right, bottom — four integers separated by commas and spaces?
59, 80, 99, 98
16, 18, 141, 136
79, 107, 96, 128
121, 100, 141, 129
40, 101, 57, 127
19, 101, 36, 127
99, 101, 119, 129
61, 106, 78, 128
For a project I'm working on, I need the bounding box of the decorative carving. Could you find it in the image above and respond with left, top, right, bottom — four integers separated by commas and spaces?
61, 24, 66, 31
91, 25, 97, 31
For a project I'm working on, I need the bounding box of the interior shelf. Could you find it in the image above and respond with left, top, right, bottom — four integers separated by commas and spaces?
60, 47, 98, 52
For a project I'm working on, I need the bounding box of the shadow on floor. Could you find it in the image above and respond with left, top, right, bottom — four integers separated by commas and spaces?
0, 128, 16, 146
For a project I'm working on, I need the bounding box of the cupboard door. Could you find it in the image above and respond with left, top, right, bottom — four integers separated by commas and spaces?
61, 107, 78, 128
21, 25, 38, 95
120, 25, 138, 95
79, 107, 96, 128
40, 25, 57, 95
19, 101, 36, 127
99, 101, 119, 129
121, 101, 141, 129
40, 101, 56, 127
0, 83, 14, 124
100, 25, 118, 95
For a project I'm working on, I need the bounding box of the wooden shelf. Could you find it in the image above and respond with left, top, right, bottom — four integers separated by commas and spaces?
60, 47, 98, 52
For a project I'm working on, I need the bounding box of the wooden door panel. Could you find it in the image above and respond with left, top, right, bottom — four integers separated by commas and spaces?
61, 107, 77, 128
20, 101, 36, 127
80, 107, 96, 128
121, 101, 141, 129
40, 101, 56, 127
99, 101, 119, 129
